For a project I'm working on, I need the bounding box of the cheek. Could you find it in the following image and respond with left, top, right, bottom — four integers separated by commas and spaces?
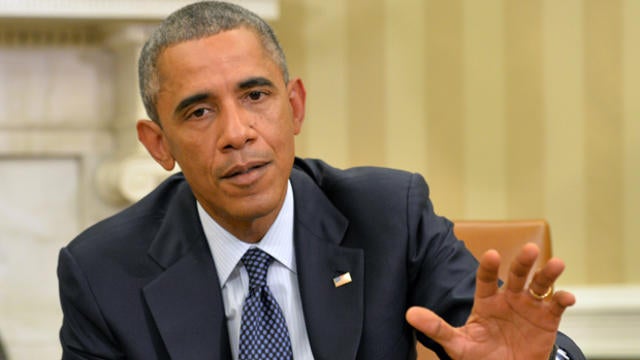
167, 134, 211, 166
270, 108, 297, 138
263, 124, 294, 153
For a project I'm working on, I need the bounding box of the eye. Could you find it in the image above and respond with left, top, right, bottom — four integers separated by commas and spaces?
247, 90, 266, 101
189, 107, 211, 119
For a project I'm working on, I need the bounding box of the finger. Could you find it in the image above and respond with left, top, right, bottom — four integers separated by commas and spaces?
506, 243, 539, 293
475, 249, 501, 299
406, 306, 457, 345
549, 290, 576, 317
528, 258, 566, 299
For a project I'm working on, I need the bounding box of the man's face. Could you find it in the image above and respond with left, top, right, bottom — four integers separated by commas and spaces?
140, 27, 305, 241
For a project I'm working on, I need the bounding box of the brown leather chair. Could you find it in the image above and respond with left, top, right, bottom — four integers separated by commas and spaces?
416, 219, 552, 360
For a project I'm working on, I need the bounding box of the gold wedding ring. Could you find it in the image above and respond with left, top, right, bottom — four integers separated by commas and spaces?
528, 286, 552, 300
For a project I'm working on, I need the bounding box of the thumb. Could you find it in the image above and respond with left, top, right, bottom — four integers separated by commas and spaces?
406, 306, 457, 346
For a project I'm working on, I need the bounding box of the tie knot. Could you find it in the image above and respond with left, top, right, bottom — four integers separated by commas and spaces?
241, 248, 273, 289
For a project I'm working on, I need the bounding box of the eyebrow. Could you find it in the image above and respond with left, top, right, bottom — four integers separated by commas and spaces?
237, 77, 275, 90
174, 92, 210, 116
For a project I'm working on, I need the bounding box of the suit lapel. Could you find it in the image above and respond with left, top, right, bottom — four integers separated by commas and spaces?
143, 183, 231, 360
291, 169, 365, 360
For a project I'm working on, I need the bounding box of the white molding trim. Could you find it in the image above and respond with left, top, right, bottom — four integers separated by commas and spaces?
560, 285, 640, 358
0, 129, 113, 155
0, 0, 279, 20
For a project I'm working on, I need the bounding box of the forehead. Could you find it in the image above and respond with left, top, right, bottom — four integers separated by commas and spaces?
156, 28, 279, 87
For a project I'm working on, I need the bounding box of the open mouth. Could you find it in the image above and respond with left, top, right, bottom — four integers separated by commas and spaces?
222, 162, 269, 179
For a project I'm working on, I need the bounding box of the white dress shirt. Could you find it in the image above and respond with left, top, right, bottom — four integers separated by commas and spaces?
198, 181, 314, 360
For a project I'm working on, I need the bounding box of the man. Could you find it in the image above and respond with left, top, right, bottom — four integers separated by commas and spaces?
58, 1, 581, 359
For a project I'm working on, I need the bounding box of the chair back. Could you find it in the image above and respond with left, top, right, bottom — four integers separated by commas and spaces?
454, 219, 551, 282
416, 219, 552, 360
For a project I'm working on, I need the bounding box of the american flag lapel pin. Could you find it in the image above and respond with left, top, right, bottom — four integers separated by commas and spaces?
333, 272, 352, 288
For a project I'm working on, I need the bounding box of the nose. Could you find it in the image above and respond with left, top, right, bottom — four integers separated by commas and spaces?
217, 102, 255, 151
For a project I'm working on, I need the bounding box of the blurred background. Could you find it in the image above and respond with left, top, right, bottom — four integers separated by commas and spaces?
0, 0, 638, 359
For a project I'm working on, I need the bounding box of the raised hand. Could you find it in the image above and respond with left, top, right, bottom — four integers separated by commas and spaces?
406, 243, 576, 360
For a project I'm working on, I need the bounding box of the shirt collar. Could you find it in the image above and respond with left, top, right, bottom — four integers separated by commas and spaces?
198, 181, 296, 287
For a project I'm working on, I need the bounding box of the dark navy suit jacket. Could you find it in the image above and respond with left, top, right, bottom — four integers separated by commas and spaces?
59, 158, 576, 359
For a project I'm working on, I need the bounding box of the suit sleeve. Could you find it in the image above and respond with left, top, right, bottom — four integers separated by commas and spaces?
404, 173, 479, 358
58, 247, 124, 359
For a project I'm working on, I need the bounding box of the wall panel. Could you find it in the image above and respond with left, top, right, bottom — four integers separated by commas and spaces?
383, 0, 428, 175
346, 0, 387, 167
584, 0, 624, 283
462, 0, 507, 219
622, 0, 640, 283
424, 0, 465, 217
505, 0, 545, 218
542, 0, 587, 284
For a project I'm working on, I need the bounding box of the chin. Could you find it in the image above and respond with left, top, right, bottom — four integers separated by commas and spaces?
229, 192, 282, 220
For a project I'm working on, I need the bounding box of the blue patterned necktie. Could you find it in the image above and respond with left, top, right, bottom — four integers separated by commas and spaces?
238, 248, 293, 360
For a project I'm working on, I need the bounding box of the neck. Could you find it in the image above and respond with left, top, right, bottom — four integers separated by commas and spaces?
198, 194, 287, 244
200, 206, 279, 243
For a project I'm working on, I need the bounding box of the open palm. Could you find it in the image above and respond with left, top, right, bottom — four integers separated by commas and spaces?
407, 243, 576, 360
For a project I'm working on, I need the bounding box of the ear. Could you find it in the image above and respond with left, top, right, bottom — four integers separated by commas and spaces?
136, 119, 176, 171
287, 78, 306, 135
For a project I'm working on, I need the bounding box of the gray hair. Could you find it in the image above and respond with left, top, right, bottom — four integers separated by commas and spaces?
138, 1, 289, 124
